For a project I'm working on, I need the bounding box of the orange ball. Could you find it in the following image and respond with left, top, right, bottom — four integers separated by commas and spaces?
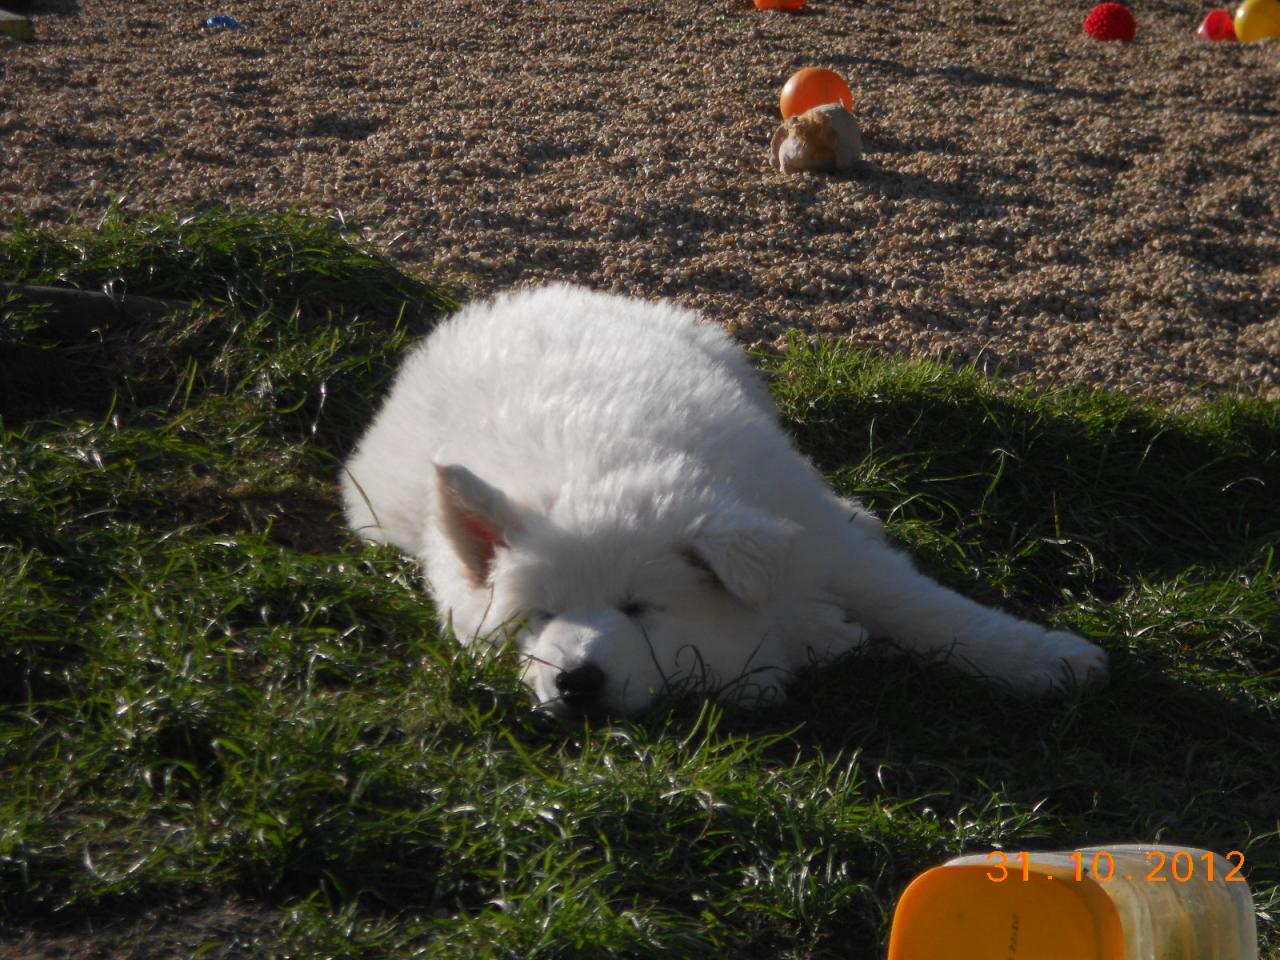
755, 0, 806, 8
779, 67, 853, 120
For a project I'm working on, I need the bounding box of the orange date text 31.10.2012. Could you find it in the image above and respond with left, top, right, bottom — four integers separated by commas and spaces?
985, 849, 1247, 884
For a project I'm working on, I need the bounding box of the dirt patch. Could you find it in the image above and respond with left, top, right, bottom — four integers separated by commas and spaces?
4, 899, 280, 960
2, 0, 1278, 402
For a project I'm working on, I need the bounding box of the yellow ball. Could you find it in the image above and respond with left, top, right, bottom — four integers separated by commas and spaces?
1235, 0, 1280, 42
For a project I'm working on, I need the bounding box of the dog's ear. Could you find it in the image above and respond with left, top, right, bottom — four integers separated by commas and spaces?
686, 506, 800, 607
434, 463, 523, 585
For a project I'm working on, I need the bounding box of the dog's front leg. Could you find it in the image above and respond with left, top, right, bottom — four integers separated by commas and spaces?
832, 539, 1108, 694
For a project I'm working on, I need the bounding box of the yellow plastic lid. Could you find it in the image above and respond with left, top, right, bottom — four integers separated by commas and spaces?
887, 861, 1125, 960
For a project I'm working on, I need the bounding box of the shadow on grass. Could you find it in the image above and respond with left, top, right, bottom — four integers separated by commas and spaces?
1, 205, 456, 452
769, 337, 1279, 591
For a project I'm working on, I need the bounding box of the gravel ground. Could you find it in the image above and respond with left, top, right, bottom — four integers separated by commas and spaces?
3, 0, 1278, 403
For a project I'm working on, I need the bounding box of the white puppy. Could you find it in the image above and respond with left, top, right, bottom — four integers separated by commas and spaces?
342, 285, 1107, 718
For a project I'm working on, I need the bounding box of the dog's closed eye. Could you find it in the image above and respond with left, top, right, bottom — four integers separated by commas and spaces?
680, 547, 717, 581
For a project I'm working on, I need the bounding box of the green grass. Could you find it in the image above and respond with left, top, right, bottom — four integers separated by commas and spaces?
2, 207, 1277, 958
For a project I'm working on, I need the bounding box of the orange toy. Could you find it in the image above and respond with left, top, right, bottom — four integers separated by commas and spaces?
755, 0, 807, 10
779, 67, 853, 120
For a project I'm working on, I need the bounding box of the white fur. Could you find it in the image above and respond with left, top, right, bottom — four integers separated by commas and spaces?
342, 285, 1108, 717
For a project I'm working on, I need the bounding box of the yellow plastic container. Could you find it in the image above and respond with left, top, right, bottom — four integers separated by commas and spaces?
888, 845, 1257, 960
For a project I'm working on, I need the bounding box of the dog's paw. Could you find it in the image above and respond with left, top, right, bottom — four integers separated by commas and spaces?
1017, 630, 1109, 695
804, 603, 870, 662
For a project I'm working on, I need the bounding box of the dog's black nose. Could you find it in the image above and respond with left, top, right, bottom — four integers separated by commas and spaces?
555, 663, 605, 707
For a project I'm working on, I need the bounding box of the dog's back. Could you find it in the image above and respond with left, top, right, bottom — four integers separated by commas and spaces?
342, 284, 783, 554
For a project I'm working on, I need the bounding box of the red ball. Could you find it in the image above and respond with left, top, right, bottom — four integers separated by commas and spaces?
1083, 2, 1136, 41
1197, 8, 1236, 41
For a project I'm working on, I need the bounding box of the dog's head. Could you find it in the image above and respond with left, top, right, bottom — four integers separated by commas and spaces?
434, 460, 800, 718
